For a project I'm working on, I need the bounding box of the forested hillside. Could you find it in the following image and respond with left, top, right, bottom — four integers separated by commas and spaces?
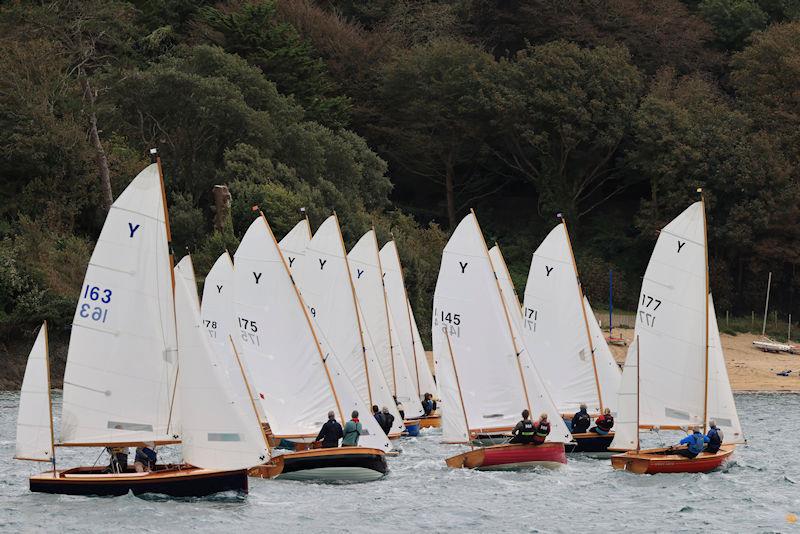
2, 0, 799, 385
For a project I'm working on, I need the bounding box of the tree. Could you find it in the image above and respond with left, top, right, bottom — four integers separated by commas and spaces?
484, 41, 643, 226
699, 0, 768, 49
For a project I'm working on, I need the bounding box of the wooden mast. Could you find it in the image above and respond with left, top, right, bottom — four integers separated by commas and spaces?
262, 212, 346, 424
443, 327, 472, 449
700, 190, 710, 433
560, 215, 604, 412
372, 228, 398, 397
333, 212, 374, 407
153, 149, 181, 439
392, 236, 423, 397
470, 209, 533, 417
230, 336, 272, 455
43, 321, 56, 475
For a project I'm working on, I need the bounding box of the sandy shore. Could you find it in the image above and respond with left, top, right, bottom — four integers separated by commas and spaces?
425, 331, 800, 393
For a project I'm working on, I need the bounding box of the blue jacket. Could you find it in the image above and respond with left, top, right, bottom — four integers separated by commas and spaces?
680, 432, 709, 454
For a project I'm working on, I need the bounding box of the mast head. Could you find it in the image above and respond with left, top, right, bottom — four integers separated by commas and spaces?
149, 148, 158, 164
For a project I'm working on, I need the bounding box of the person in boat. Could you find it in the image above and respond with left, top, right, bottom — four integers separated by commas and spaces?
676, 426, 710, 458
134, 442, 157, 472
570, 403, 591, 434
372, 405, 384, 429
394, 395, 405, 420
591, 408, 614, 435
315, 410, 344, 448
105, 446, 129, 473
705, 420, 724, 454
532, 413, 551, 445
422, 393, 437, 416
342, 410, 362, 447
380, 406, 395, 435
509, 409, 536, 444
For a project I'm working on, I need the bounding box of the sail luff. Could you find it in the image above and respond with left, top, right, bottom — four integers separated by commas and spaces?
701, 194, 710, 433
444, 329, 471, 445
373, 229, 398, 396
493, 242, 522, 313
44, 321, 55, 464
230, 337, 272, 454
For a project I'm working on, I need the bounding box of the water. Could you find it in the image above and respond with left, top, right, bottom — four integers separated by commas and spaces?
1, 392, 797, 533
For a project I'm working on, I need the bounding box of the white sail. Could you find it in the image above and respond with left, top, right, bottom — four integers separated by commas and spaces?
436, 333, 470, 443
201, 252, 266, 422
609, 337, 639, 451
707, 294, 743, 443
433, 213, 570, 443
175, 258, 270, 470
634, 202, 708, 430
521, 223, 620, 414
234, 216, 391, 451
348, 231, 423, 418
278, 218, 312, 273
61, 164, 179, 445
297, 216, 403, 435
379, 241, 438, 400
175, 255, 198, 309
489, 245, 522, 326
15, 323, 53, 462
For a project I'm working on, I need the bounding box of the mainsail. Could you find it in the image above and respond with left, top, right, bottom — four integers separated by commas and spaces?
379, 241, 438, 400
15, 323, 54, 462
521, 223, 620, 414
61, 164, 179, 445
489, 244, 522, 327
296, 216, 403, 434
278, 218, 312, 272
348, 230, 423, 417
233, 215, 391, 450
175, 257, 270, 470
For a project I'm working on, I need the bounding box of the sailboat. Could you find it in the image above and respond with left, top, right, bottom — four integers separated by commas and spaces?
296, 215, 404, 439
20, 161, 258, 496
521, 218, 622, 453
278, 217, 312, 272
379, 240, 440, 429
434, 212, 571, 470
610, 196, 742, 474
348, 230, 425, 434
233, 214, 390, 482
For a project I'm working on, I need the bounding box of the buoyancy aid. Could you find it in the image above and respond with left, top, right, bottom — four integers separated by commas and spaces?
596, 414, 614, 432
533, 420, 550, 444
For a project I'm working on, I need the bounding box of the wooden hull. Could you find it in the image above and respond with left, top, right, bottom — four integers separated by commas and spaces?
29, 464, 248, 497
249, 447, 387, 483
611, 445, 735, 474
445, 442, 567, 471
418, 415, 441, 428
566, 432, 615, 454
403, 420, 421, 437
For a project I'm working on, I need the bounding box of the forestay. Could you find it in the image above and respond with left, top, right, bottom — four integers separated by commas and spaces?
233, 216, 391, 450
379, 241, 438, 400
175, 258, 270, 470
348, 231, 423, 417
521, 223, 620, 414
15, 323, 54, 462
297, 216, 403, 435
278, 218, 312, 273
61, 164, 179, 445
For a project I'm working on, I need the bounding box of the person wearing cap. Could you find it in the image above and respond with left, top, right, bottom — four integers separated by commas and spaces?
315, 410, 344, 448
705, 420, 723, 453
379, 406, 395, 435
341, 411, 362, 447
134, 442, 157, 472
570, 403, 591, 434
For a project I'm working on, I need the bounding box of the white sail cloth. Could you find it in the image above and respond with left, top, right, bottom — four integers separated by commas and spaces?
15, 323, 53, 462
233, 216, 391, 451
521, 223, 620, 414
61, 164, 179, 445
348, 231, 423, 418
175, 257, 270, 470
278, 218, 312, 272
489, 245, 522, 327
295, 216, 403, 435
379, 241, 438, 400
609, 337, 639, 451
432, 213, 570, 443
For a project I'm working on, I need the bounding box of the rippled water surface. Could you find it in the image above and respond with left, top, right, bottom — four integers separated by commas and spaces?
1, 392, 797, 533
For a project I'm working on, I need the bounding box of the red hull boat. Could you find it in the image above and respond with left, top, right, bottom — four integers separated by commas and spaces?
446, 442, 567, 470
611, 445, 734, 474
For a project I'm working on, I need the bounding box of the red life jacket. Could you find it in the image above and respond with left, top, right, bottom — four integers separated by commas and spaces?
533, 420, 550, 444
596, 414, 614, 432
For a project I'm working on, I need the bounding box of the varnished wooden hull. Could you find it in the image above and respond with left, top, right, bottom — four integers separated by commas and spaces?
445, 442, 567, 470
566, 432, 615, 454
418, 415, 441, 428
29, 464, 248, 497
611, 445, 735, 474
248, 447, 387, 482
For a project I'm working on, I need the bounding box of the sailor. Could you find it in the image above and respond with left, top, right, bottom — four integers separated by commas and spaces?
705, 420, 724, 454
571, 403, 591, 434
509, 409, 536, 444
372, 405, 384, 430
393, 396, 405, 420
380, 406, 395, 435
591, 408, 614, 434
134, 442, 157, 472
342, 410, 362, 447
315, 410, 344, 448
422, 393, 435, 416
676, 426, 709, 458
105, 446, 129, 473
532, 413, 551, 445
